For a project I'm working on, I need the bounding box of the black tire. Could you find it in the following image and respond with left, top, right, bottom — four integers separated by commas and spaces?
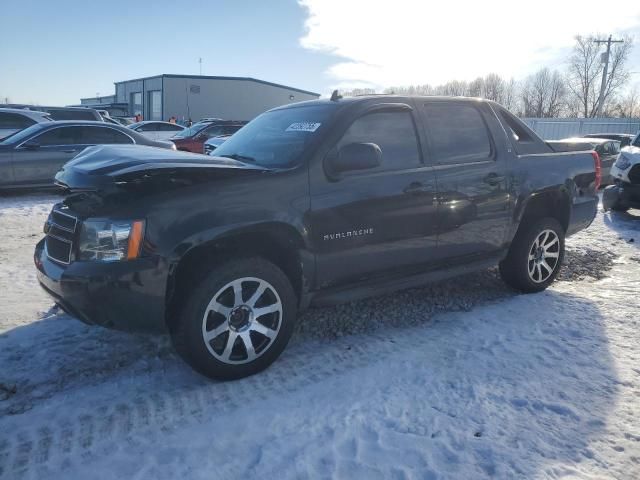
499, 217, 565, 293
171, 257, 297, 380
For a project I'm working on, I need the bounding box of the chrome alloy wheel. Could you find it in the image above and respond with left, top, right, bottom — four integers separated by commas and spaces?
527, 229, 560, 283
201, 277, 282, 364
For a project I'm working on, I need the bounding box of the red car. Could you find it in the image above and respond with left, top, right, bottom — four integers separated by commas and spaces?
170, 120, 247, 153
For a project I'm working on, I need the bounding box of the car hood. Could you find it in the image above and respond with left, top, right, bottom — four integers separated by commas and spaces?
55, 144, 270, 193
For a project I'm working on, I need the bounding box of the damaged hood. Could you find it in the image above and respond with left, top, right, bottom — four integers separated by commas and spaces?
55, 144, 270, 192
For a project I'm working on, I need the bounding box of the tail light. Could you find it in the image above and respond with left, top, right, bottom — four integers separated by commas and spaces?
592, 151, 601, 190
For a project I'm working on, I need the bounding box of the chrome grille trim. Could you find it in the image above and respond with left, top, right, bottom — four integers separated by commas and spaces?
45, 206, 78, 265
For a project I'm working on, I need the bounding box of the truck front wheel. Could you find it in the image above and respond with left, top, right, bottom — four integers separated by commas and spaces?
171, 257, 297, 380
499, 217, 565, 293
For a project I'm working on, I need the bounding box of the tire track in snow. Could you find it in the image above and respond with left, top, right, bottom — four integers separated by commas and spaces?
0, 332, 413, 478
0, 226, 621, 478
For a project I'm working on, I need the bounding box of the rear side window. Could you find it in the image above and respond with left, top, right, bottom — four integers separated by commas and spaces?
159, 123, 184, 132
202, 125, 225, 138
47, 109, 97, 121
223, 125, 242, 135
423, 103, 491, 164
137, 123, 159, 132
337, 111, 421, 172
76, 126, 133, 144
0, 112, 35, 129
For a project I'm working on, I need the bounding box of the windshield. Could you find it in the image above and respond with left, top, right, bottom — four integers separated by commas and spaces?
212, 104, 337, 168
172, 123, 208, 139
633, 133, 640, 148
0, 123, 43, 145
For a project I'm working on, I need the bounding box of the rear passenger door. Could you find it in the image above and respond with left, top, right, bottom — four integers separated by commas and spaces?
420, 101, 510, 260
309, 104, 439, 288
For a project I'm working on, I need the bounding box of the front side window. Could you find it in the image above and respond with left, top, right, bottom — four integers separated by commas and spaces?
213, 104, 337, 168
423, 103, 492, 164
336, 111, 421, 172
33, 127, 82, 145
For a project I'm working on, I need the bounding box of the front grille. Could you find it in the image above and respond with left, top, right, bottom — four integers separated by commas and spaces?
628, 165, 640, 185
45, 206, 78, 264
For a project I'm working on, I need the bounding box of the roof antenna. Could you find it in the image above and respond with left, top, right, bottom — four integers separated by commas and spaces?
330, 89, 342, 101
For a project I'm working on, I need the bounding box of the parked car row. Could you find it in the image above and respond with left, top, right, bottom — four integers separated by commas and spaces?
0, 101, 250, 189
0, 120, 175, 190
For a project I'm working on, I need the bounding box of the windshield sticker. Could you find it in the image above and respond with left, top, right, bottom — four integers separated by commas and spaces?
286, 122, 321, 132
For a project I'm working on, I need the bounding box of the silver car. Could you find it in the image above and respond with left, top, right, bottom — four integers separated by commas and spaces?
0, 120, 175, 190
0, 108, 52, 140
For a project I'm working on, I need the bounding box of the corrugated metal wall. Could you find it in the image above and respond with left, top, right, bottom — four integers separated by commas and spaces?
522, 117, 640, 140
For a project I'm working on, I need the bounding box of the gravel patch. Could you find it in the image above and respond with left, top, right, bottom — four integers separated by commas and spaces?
293, 245, 617, 342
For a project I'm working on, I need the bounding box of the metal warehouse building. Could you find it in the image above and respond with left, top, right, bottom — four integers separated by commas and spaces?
80, 74, 320, 122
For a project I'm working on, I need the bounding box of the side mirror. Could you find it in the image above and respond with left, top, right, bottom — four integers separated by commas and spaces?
328, 142, 382, 175
22, 141, 40, 150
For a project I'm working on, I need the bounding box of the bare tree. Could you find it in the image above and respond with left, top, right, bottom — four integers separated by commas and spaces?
502, 78, 518, 112
566, 35, 633, 117
339, 87, 377, 97
612, 85, 640, 118
481, 73, 504, 102
520, 68, 567, 117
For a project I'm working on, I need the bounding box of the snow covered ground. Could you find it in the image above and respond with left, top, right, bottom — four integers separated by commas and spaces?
0, 193, 639, 479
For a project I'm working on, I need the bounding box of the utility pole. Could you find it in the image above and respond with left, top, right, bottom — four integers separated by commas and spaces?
198, 57, 202, 76
594, 35, 624, 117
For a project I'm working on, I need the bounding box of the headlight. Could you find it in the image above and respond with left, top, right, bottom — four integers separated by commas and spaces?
170, 142, 177, 150
614, 154, 632, 170
78, 219, 145, 262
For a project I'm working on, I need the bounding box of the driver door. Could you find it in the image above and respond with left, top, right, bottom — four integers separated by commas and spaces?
11, 126, 83, 186
309, 104, 439, 289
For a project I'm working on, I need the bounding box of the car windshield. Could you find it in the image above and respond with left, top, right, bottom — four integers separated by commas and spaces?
0, 123, 43, 145
633, 133, 640, 147
172, 123, 208, 139
212, 104, 337, 168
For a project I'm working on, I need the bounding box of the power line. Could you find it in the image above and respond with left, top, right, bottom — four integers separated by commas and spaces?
593, 35, 624, 117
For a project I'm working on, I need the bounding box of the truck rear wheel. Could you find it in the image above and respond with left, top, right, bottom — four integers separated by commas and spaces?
499, 217, 565, 293
171, 257, 297, 380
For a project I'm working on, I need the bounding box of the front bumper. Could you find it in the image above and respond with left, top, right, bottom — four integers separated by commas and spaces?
35, 239, 169, 332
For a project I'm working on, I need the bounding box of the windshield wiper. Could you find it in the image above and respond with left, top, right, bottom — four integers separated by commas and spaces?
219, 153, 257, 163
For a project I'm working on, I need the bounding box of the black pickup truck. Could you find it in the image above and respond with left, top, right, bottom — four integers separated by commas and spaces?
35, 96, 600, 380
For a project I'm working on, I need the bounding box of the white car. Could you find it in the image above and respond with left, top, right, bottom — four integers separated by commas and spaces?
603, 133, 640, 212
128, 121, 185, 141
0, 108, 52, 140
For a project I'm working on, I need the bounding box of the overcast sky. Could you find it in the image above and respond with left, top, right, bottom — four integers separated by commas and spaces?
1, 0, 639, 105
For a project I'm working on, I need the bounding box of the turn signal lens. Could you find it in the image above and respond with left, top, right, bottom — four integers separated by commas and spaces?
127, 220, 145, 260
